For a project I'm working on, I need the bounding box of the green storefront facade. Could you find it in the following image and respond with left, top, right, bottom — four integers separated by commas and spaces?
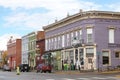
28, 32, 36, 69
44, 51, 62, 71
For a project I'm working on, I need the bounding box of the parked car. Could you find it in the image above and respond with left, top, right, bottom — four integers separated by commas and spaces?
19, 64, 30, 72
36, 63, 52, 73
3, 65, 11, 71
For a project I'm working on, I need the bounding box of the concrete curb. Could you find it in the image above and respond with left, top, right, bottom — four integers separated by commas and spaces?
54, 70, 120, 75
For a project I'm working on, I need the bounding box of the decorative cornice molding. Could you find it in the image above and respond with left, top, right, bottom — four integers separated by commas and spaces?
86, 24, 94, 29
45, 27, 83, 39
43, 10, 120, 32
108, 25, 116, 29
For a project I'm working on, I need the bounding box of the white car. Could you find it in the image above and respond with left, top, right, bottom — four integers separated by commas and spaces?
3, 65, 11, 71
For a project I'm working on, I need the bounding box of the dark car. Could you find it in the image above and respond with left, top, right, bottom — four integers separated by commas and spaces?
3, 65, 11, 71
19, 64, 30, 72
36, 63, 52, 73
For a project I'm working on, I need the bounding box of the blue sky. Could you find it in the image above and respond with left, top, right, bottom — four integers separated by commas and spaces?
0, 0, 120, 50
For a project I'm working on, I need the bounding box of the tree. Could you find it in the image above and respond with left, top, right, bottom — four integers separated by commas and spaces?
2, 51, 8, 65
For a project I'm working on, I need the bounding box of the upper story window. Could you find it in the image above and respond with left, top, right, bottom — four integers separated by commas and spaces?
115, 52, 120, 58
87, 28, 93, 43
51, 38, 54, 49
71, 32, 74, 46
67, 33, 70, 47
75, 31, 78, 38
54, 37, 57, 49
58, 36, 61, 49
45, 39, 48, 51
48, 39, 51, 50
62, 35, 65, 47
109, 28, 114, 43
79, 29, 82, 43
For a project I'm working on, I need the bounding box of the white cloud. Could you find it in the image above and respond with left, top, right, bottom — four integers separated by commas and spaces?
0, 0, 102, 50
2, 0, 102, 30
0, 0, 101, 10
0, 34, 21, 50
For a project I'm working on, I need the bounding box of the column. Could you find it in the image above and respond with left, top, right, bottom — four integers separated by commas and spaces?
83, 47, 86, 70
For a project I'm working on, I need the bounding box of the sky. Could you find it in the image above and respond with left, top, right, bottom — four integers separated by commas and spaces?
0, 0, 120, 50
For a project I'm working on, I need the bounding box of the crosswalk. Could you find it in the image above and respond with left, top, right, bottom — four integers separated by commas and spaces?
46, 76, 119, 80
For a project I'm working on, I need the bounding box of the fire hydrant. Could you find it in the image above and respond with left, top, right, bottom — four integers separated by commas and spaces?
16, 66, 20, 75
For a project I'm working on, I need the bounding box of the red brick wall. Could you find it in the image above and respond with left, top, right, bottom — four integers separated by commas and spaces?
36, 31, 45, 65
16, 39, 21, 67
7, 39, 21, 69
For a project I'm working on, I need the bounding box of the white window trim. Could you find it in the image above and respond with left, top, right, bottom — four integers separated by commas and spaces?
87, 28, 93, 43
109, 29, 114, 43
102, 50, 111, 66
62, 35, 65, 47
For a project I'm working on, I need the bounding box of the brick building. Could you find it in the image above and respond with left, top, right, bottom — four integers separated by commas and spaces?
22, 31, 45, 69
7, 36, 21, 69
36, 31, 45, 66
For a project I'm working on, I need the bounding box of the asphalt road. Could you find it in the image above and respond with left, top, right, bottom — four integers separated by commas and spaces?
0, 71, 120, 80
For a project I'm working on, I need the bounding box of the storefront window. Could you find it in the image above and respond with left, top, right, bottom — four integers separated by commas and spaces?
79, 49, 84, 65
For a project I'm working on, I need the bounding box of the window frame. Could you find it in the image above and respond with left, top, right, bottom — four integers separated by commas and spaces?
87, 28, 93, 43
109, 28, 115, 43
102, 50, 110, 65
115, 52, 120, 59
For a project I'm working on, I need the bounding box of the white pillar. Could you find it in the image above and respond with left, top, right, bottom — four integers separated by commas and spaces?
78, 48, 80, 62
93, 45, 97, 70
83, 47, 86, 70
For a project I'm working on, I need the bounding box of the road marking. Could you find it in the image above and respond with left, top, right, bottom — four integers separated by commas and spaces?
108, 77, 118, 79
46, 77, 119, 80
77, 78, 89, 80
92, 77, 108, 79
62, 78, 75, 80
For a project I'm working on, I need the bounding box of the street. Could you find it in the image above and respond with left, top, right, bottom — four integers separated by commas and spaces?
0, 71, 120, 80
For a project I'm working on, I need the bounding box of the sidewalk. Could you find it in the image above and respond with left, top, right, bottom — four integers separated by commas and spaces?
54, 70, 120, 75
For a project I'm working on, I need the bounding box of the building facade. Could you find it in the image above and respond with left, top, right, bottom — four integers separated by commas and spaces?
43, 10, 120, 71
21, 35, 29, 64
21, 31, 45, 69
36, 31, 45, 66
0, 51, 4, 68
7, 37, 21, 69
27, 32, 36, 69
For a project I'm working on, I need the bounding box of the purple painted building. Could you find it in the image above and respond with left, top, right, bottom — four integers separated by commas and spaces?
43, 10, 120, 71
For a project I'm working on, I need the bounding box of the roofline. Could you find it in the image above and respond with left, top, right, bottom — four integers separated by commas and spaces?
43, 10, 120, 30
